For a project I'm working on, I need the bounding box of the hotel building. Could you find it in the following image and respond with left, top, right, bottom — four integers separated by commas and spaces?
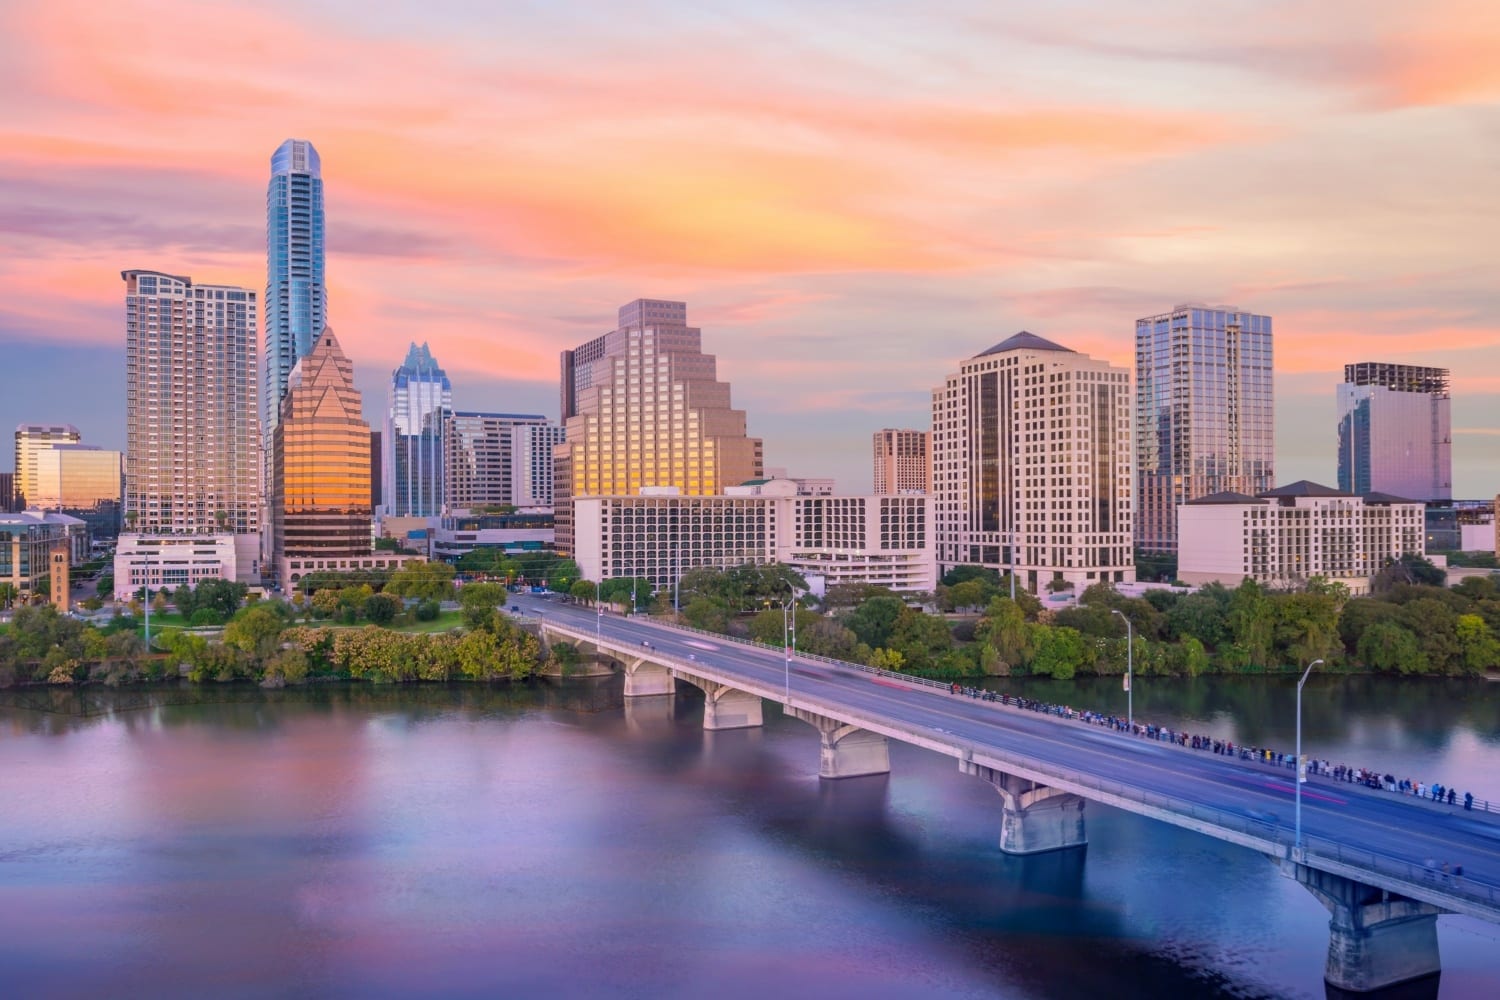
554, 298, 763, 553
1135, 305, 1273, 553
873, 429, 930, 494
572, 481, 933, 597
1337, 362, 1452, 502
1178, 481, 1424, 595
931, 332, 1134, 593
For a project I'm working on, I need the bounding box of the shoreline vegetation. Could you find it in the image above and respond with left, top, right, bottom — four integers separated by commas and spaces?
3, 557, 1497, 692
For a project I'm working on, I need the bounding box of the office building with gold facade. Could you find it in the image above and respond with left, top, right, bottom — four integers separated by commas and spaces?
554, 299, 763, 554
14, 423, 81, 509
30, 444, 124, 542
272, 328, 408, 590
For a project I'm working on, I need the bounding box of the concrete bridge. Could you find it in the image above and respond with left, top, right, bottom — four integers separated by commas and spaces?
518, 597, 1500, 994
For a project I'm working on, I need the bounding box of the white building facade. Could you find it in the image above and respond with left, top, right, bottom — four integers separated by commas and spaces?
1177, 481, 1425, 595
571, 482, 934, 597
112, 533, 253, 599
932, 332, 1134, 594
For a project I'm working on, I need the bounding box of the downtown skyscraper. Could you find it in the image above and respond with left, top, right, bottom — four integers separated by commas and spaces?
383, 342, 451, 517
121, 270, 260, 538
1135, 305, 1273, 554
931, 332, 1134, 593
262, 139, 327, 450
553, 298, 763, 554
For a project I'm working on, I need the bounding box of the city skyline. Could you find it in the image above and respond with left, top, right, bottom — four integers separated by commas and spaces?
2, 1, 1498, 495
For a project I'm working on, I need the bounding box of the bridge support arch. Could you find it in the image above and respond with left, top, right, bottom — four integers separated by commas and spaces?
1282, 862, 1444, 994
678, 677, 764, 730
786, 707, 890, 779
620, 655, 675, 698
961, 761, 1086, 855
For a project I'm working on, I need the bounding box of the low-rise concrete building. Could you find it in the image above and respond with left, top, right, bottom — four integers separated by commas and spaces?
1178, 480, 1424, 595
113, 533, 250, 599
572, 481, 934, 597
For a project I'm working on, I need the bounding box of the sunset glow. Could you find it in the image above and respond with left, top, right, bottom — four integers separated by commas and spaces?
3, 0, 1497, 491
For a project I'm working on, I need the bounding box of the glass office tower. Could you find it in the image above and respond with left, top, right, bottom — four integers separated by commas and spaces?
383, 342, 451, 517
1337, 362, 1451, 501
1135, 305, 1273, 553
272, 328, 372, 564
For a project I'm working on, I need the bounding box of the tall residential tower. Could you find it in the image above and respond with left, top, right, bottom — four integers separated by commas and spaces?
383, 342, 451, 517
554, 298, 763, 554
1337, 362, 1452, 501
263, 139, 327, 449
932, 332, 1134, 593
1135, 305, 1273, 553
121, 270, 260, 538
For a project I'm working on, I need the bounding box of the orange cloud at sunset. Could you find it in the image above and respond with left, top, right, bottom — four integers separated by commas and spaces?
1, 0, 1497, 493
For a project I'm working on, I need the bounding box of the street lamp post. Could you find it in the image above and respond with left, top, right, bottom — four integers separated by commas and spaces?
595, 580, 603, 646
1295, 657, 1324, 857
1111, 608, 1133, 730
781, 583, 797, 702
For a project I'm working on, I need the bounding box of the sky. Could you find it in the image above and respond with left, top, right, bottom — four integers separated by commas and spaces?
2, 0, 1498, 495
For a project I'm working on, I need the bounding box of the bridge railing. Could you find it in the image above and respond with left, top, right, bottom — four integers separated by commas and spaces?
946, 733, 1500, 911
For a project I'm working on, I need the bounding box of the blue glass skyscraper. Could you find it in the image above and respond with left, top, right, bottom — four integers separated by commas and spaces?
383, 343, 452, 517
263, 139, 327, 447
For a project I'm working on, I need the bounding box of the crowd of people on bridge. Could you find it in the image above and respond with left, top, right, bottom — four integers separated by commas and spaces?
945, 683, 1485, 815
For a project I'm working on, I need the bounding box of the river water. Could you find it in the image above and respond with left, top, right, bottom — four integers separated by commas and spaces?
2, 675, 1498, 999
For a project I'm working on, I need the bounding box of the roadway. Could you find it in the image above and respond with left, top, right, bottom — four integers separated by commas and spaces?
511, 593, 1500, 922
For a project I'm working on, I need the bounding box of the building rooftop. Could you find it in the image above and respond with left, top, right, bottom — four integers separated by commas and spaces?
1184, 491, 1267, 505
1360, 491, 1423, 505
974, 331, 1074, 357
1257, 480, 1353, 499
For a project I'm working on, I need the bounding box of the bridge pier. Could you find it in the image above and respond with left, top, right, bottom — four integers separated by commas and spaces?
961, 761, 1086, 855
621, 655, 675, 698
679, 678, 764, 730
1283, 862, 1444, 994
786, 707, 890, 779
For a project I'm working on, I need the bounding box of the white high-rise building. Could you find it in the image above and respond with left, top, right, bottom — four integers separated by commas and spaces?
122, 270, 260, 539
931, 332, 1134, 593
383, 342, 451, 517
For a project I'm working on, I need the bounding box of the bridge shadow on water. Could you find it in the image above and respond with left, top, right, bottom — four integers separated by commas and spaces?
570, 679, 1326, 1000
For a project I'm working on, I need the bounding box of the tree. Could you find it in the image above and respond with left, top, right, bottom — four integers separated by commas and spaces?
682, 596, 731, 633
385, 561, 456, 602
458, 582, 508, 628
361, 593, 402, 625
0, 582, 16, 609
223, 606, 285, 657
1358, 620, 1427, 674
845, 595, 905, 650
887, 607, 953, 673
547, 559, 582, 592
1456, 614, 1500, 676
940, 565, 1001, 588
868, 647, 906, 671
975, 597, 1029, 669
94, 574, 113, 600
569, 579, 598, 603
188, 608, 223, 627
1027, 625, 1086, 679
151, 592, 169, 616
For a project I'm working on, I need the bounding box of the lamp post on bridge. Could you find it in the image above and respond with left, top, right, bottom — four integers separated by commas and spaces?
1111, 608, 1133, 730
595, 580, 603, 648
1295, 657, 1324, 858
781, 583, 798, 702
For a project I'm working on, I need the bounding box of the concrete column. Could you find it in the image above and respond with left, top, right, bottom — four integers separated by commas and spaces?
961, 761, 1086, 855
621, 655, 675, 698
1284, 863, 1443, 994
787, 707, 890, 779
698, 683, 764, 731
